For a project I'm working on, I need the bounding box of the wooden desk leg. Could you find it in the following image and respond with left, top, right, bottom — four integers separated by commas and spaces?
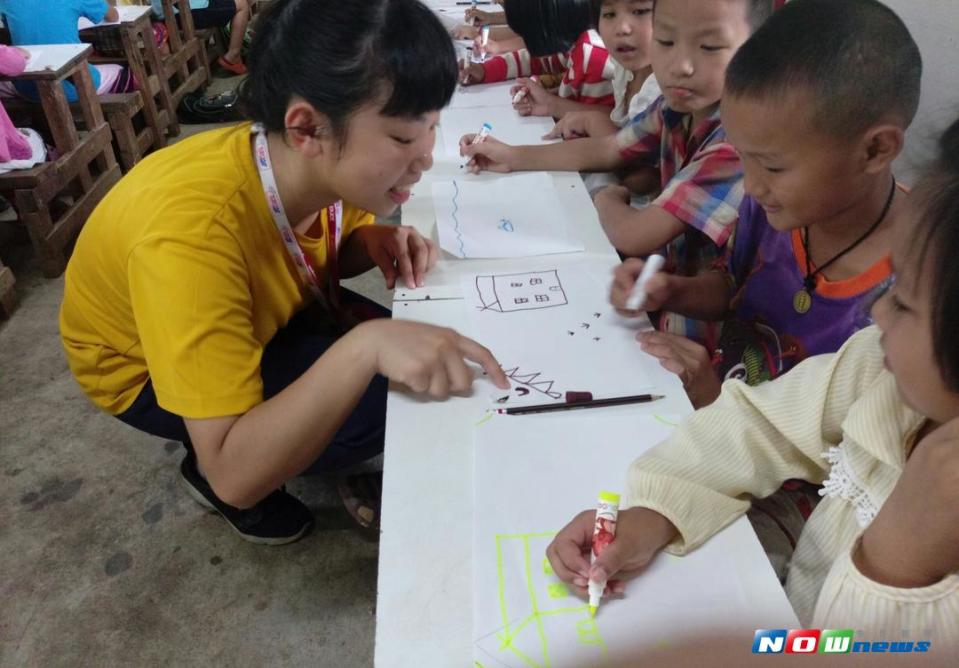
0, 256, 17, 319
121, 22, 165, 150
37, 81, 80, 155
139, 20, 180, 137
71, 65, 118, 176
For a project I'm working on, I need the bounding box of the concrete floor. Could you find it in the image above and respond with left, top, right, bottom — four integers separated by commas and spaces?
0, 79, 395, 667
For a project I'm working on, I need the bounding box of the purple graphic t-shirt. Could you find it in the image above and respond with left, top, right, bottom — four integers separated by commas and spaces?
716, 197, 892, 385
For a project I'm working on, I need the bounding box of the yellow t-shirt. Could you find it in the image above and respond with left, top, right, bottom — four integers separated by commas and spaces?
60, 123, 374, 418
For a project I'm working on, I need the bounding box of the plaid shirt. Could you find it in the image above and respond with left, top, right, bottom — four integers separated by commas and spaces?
614, 96, 744, 346
481, 30, 615, 107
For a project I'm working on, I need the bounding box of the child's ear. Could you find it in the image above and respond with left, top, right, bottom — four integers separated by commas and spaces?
861, 124, 905, 175
283, 101, 335, 158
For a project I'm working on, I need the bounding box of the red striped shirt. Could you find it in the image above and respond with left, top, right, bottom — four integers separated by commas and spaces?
480, 30, 616, 107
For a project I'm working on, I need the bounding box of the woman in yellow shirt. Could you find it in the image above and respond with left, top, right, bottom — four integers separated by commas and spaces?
60, 0, 508, 544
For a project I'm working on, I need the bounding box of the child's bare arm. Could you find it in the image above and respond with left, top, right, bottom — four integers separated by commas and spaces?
544, 110, 616, 140
460, 133, 623, 173
594, 185, 686, 257
547, 96, 615, 120
104, 1, 119, 23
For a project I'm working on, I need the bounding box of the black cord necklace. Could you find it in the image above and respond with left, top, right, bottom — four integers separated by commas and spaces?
793, 176, 897, 314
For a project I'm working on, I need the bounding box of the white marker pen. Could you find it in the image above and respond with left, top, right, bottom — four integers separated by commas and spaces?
624, 254, 665, 311
511, 75, 539, 104
470, 122, 493, 145
480, 24, 490, 62
588, 491, 621, 617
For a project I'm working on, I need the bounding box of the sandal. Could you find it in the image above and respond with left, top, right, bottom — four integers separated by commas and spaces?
337, 471, 382, 530
217, 55, 247, 75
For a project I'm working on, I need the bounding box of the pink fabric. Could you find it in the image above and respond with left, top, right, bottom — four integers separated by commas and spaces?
0, 45, 33, 162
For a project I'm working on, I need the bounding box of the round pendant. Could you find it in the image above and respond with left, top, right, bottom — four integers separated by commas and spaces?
793, 289, 812, 314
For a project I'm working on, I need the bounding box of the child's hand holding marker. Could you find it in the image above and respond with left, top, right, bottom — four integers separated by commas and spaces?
470, 25, 491, 62
546, 506, 677, 605
459, 131, 515, 174
459, 60, 485, 86
509, 75, 539, 104
509, 76, 550, 117
610, 255, 669, 314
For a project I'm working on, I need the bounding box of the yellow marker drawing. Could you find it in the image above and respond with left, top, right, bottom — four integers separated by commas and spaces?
489, 533, 608, 667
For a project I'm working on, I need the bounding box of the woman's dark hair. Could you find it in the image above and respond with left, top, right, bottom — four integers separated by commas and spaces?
503, 0, 594, 57
240, 0, 457, 139
914, 117, 959, 391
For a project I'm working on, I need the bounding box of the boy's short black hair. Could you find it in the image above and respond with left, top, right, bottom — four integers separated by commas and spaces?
503, 0, 594, 57
914, 118, 959, 391
741, 0, 774, 31
725, 0, 922, 138
652, 0, 773, 32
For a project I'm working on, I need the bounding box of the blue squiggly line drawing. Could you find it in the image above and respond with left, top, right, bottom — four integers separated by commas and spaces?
498, 219, 515, 232
452, 180, 467, 257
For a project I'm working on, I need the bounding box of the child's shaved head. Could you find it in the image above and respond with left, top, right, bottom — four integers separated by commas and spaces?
725, 0, 922, 138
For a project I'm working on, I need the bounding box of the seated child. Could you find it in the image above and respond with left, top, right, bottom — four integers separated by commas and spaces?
460, 0, 616, 118
0, 45, 45, 173
150, 0, 251, 75
548, 0, 660, 196
453, 0, 511, 42
612, 0, 922, 411
609, 0, 923, 579
0, 45, 31, 163
462, 0, 774, 345
465, 1, 506, 28
0, 0, 136, 102
546, 114, 959, 645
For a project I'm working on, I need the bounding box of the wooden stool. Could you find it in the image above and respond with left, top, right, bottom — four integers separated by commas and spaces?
80, 4, 179, 152
0, 45, 121, 277
158, 0, 210, 106
100, 92, 155, 172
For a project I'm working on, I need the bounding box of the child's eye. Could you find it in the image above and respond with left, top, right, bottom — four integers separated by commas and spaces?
391, 136, 414, 145
764, 165, 784, 174
633, 9, 651, 16
701, 45, 725, 52
655, 39, 674, 47
602, 11, 615, 19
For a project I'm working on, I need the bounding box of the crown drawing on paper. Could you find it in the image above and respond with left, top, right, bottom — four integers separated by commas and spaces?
502, 366, 563, 400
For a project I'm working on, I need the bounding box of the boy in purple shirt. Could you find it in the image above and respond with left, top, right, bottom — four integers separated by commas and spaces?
611, 0, 919, 411
608, 0, 922, 579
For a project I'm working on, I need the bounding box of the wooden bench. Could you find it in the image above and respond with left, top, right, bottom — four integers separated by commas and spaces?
79, 4, 179, 152
158, 0, 210, 106
0, 45, 121, 277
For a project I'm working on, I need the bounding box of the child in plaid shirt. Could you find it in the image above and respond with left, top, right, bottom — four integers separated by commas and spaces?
461, 0, 775, 348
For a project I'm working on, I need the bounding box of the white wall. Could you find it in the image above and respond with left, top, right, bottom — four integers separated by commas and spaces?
880, 0, 959, 182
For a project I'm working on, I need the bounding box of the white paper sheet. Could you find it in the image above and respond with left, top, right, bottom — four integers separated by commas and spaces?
433, 173, 584, 259
448, 81, 517, 110
460, 262, 666, 401
440, 106, 557, 157
473, 414, 798, 667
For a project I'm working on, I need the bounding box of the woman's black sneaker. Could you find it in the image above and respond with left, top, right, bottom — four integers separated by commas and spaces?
179, 452, 313, 545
